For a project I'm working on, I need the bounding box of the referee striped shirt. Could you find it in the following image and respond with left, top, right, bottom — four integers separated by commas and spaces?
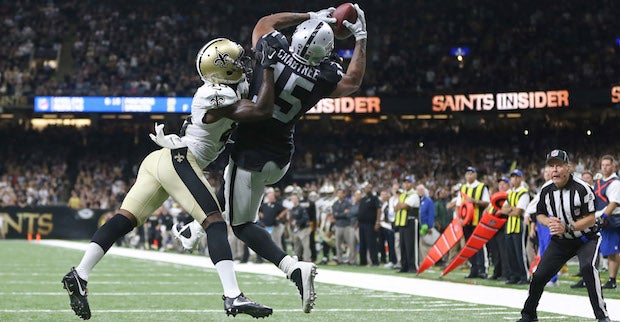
536, 174, 598, 239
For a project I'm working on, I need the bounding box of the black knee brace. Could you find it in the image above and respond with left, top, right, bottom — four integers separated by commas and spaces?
91, 214, 135, 253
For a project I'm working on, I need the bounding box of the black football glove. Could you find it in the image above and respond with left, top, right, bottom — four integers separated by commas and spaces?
254, 44, 278, 70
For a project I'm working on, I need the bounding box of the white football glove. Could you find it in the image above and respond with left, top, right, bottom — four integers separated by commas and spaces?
308, 7, 336, 24
343, 4, 367, 41
236, 77, 249, 99
149, 122, 187, 149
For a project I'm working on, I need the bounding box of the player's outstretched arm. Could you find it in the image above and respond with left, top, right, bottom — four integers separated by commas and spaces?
210, 68, 275, 122
329, 4, 367, 98
252, 8, 335, 47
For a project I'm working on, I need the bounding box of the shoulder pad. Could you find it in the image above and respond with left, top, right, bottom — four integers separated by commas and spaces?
193, 83, 239, 111
318, 60, 344, 84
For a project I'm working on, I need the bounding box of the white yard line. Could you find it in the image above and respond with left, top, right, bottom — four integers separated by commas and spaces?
40, 240, 620, 319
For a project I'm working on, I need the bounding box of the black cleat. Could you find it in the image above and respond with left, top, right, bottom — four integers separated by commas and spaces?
288, 261, 317, 313
570, 278, 586, 289
223, 293, 273, 318
602, 279, 617, 289
62, 267, 91, 320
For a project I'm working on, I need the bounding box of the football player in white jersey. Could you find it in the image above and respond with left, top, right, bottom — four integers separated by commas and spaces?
177, 5, 367, 313
61, 38, 278, 320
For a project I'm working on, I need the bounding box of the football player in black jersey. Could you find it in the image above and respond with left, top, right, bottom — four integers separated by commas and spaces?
225, 4, 366, 314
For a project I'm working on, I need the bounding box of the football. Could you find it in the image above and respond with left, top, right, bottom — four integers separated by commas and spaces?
330, 3, 357, 39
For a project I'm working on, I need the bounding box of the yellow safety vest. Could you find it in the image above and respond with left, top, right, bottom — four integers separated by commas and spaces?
394, 190, 416, 227
460, 183, 486, 225
505, 187, 528, 234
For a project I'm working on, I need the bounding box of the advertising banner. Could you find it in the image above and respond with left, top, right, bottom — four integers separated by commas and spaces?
33, 86, 620, 116
0, 207, 109, 239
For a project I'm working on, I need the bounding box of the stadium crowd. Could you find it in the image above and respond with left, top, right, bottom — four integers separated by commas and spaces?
3, 117, 619, 210
1, 0, 619, 100
5, 120, 618, 284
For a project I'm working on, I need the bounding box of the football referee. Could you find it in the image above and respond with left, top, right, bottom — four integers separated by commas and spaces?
518, 150, 610, 322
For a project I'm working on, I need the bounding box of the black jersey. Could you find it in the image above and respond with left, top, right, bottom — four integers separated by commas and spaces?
229, 31, 343, 171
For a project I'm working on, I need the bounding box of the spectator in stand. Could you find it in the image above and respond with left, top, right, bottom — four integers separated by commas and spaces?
316, 186, 336, 264
459, 167, 490, 279
501, 169, 531, 285
332, 189, 355, 265
487, 176, 511, 280
378, 189, 397, 268
416, 184, 435, 264
67, 190, 81, 209
582, 170, 595, 187
301, 191, 318, 262
388, 183, 402, 269
349, 190, 362, 263
258, 190, 287, 252
394, 176, 420, 273
357, 183, 382, 267
290, 194, 311, 262
433, 187, 451, 235
595, 155, 620, 290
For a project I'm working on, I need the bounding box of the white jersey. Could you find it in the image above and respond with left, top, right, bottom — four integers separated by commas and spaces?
181, 82, 239, 168
316, 196, 336, 223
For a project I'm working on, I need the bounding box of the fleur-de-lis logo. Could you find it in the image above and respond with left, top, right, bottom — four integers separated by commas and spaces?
174, 152, 185, 163
210, 94, 224, 108
213, 50, 230, 67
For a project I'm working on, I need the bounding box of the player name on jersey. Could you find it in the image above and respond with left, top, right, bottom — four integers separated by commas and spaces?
277, 49, 321, 80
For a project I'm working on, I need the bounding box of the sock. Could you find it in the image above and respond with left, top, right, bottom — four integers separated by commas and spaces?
75, 243, 105, 281
91, 214, 134, 252
215, 260, 241, 298
232, 222, 287, 264
278, 255, 298, 276
610, 277, 616, 283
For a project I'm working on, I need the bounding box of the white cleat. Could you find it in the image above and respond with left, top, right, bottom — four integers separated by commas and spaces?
172, 220, 205, 251
288, 261, 317, 313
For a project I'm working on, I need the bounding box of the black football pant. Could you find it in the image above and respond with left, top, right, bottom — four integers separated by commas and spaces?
463, 224, 486, 276
487, 228, 508, 278
358, 222, 379, 266
378, 227, 397, 264
505, 231, 528, 282
522, 236, 608, 320
399, 218, 418, 272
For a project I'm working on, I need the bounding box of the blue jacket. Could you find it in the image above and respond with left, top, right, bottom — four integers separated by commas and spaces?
419, 195, 435, 228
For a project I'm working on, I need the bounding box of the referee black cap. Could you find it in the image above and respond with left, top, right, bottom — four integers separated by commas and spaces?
546, 149, 569, 164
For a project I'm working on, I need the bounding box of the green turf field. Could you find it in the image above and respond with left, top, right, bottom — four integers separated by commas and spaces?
0, 240, 611, 321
